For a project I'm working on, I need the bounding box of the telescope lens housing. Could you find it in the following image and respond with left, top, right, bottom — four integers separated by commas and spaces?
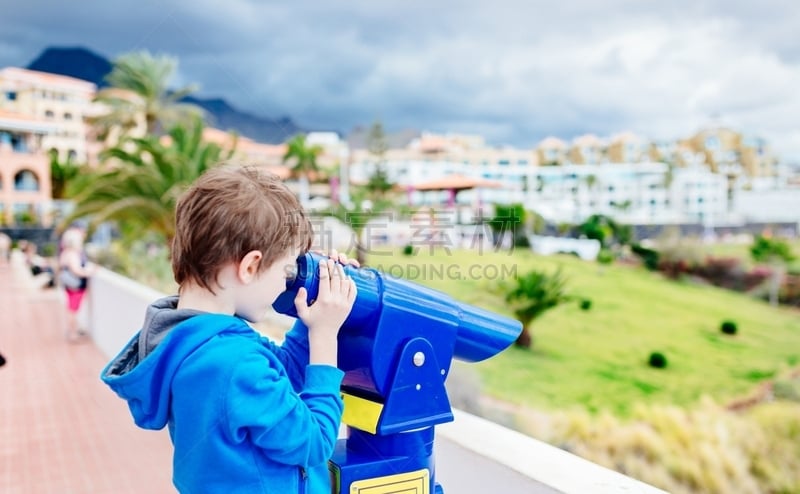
273, 253, 522, 395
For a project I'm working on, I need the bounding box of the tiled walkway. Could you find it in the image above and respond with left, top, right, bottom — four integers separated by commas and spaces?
0, 259, 175, 493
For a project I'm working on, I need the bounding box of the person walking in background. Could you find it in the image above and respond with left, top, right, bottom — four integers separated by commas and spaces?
58, 227, 96, 342
0, 232, 10, 268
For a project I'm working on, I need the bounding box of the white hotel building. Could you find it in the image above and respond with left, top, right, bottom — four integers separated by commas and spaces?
348, 134, 728, 226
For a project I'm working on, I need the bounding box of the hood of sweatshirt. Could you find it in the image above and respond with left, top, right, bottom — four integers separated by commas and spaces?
100, 295, 254, 430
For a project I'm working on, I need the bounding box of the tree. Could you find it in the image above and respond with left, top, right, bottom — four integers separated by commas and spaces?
49, 148, 85, 226
504, 268, 572, 348
367, 120, 389, 158
578, 214, 632, 251
49, 148, 82, 200
583, 173, 600, 213
487, 203, 527, 249
324, 122, 397, 264
750, 234, 796, 306
365, 121, 393, 200
64, 117, 233, 245
325, 185, 395, 265
283, 134, 323, 208
365, 166, 394, 200
91, 51, 204, 139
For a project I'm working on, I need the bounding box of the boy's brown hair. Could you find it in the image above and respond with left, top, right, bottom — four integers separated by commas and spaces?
172, 163, 312, 292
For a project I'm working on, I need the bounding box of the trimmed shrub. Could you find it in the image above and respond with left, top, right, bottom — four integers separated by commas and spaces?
720, 320, 738, 336
596, 248, 615, 265
579, 299, 592, 311
648, 352, 668, 369
402, 244, 415, 256
631, 243, 660, 271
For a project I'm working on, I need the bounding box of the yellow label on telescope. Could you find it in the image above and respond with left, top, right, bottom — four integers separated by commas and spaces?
350, 469, 430, 493
341, 392, 383, 434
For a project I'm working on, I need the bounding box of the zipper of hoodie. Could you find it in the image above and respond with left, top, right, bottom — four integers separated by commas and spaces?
299, 467, 308, 494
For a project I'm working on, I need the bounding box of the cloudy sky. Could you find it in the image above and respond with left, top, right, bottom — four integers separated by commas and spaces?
1, 0, 799, 159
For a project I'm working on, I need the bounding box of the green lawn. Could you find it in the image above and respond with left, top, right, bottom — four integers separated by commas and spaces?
369, 248, 800, 416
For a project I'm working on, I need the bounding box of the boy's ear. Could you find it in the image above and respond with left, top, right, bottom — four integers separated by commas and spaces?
238, 250, 263, 283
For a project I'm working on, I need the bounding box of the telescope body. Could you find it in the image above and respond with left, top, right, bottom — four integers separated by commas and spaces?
272, 253, 522, 493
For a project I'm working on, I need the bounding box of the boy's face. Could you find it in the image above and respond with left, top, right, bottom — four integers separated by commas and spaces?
236, 249, 299, 323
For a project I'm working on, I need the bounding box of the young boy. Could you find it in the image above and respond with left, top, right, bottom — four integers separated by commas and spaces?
101, 164, 357, 493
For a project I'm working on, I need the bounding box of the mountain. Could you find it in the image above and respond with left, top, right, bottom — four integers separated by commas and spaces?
182, 96, 302, 144
26, 46, 305, 143
28, 47, 112, 87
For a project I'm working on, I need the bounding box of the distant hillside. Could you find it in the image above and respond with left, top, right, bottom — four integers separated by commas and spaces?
26, 46, 305, 143
181, 96, 302, 144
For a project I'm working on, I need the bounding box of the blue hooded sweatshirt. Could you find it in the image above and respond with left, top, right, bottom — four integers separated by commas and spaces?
101, 296, 344, 494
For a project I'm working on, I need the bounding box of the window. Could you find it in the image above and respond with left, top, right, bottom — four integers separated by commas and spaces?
705, 135, 721, 151
5, 91, 16, 101
7, 133, 27, 153
67, 150, 77, 161
45, 110, 54, 119
64, 112, 73, 121
498, 159, 510, 166
14, 170, 39, 191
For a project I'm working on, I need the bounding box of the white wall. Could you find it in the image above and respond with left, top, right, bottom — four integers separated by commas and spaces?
88, 268, 166, 359
85, 268, 668, 494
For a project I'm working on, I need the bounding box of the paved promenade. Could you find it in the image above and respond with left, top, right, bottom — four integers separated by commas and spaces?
0, 260, 174, 493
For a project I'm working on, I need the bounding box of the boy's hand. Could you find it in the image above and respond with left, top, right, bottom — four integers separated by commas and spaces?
294, 252, 357, 365
312, 248, 359, 269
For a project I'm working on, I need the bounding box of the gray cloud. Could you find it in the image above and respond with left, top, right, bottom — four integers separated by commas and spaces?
1, 0, 799, 157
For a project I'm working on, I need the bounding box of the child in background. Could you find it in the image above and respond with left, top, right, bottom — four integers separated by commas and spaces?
101, 164, 357, 493
24, 242, 55, 288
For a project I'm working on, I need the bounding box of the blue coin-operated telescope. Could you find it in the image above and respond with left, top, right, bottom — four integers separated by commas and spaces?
273, 253, 522, 494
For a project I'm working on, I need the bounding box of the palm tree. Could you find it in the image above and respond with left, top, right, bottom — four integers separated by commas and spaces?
504, 268, 572, 348
49, 149, 82, 200
283, 134, 322, 207
91, 51, 204, 140
64, 117, 233, 245
49, 148, 85, 227
582, 173, 600, 215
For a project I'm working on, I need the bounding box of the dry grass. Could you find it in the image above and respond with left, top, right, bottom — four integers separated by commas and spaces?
480, 396, 800, 494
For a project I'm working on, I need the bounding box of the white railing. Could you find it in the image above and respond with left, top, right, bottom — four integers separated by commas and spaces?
86, 267, 668, 494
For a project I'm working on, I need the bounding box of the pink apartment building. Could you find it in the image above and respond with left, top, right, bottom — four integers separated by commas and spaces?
0, 68, 96, 226
0, 110, 55, 225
